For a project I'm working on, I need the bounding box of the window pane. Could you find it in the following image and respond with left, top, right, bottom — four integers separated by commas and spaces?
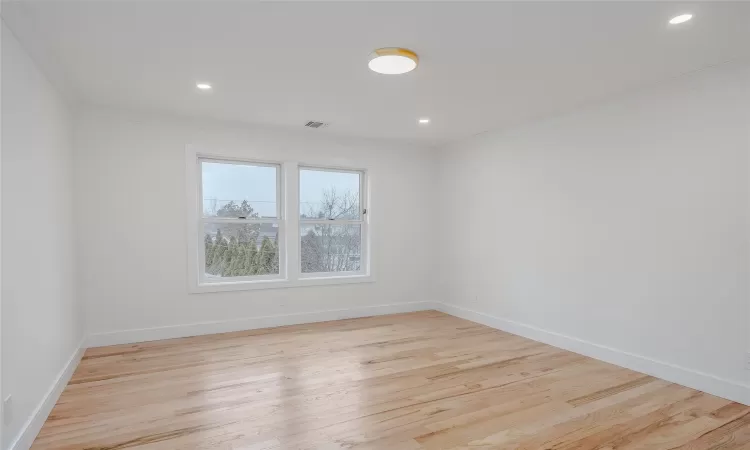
300, 224, 361, 273
203, 223, 280, 279
202, 161, 277, 218
300, 169, 360, 220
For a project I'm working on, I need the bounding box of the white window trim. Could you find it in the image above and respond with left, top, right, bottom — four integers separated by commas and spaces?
186, 146, 374, 293
299, 164, 368, 279
197, 158, 286, 286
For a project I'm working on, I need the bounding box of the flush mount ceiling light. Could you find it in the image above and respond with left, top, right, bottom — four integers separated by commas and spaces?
418, 118, 430, 124
669, 13, 693, 25
368, 48, 419, 75
196, 82, 213, 90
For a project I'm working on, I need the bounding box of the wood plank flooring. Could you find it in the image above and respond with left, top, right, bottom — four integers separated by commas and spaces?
32, 311, 750, 449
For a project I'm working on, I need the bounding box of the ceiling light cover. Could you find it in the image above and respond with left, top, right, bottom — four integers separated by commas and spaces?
669, 14, 693, 25
418, 118, 430, 124
368, 48, 418, 75
196, 83, 212, 90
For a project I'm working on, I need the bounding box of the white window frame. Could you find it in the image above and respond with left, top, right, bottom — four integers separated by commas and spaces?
197, 157, 285, 285
298, 165, 369, 279
186, 146, 373, 293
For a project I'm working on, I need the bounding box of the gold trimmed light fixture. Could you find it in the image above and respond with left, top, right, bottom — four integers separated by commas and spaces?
368, 48, 419, 75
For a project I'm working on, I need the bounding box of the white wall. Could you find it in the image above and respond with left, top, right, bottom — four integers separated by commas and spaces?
74, 107, 437, 340
437, 62, 750, 390
1, 22, 82, 449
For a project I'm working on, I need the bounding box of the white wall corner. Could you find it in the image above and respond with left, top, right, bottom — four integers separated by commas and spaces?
435, 302, 750, 406
8, 339, 86, 450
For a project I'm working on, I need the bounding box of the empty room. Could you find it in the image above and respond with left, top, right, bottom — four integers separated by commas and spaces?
1, 1, 750, 449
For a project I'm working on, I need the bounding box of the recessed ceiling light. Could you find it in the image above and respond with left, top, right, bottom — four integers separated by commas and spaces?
669, 14, 693, 25
418, 118, 430, 124
196, 82, 212, 90
368, 48, 418, 75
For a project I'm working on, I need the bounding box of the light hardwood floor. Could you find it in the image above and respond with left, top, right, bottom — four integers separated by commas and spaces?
32, 311, 750, 449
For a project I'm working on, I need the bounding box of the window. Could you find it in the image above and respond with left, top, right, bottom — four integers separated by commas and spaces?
198, 159, 283, 283
188, 150, 370, 292
299, 167, 366, 276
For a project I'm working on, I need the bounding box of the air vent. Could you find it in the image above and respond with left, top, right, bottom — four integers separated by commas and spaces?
305, 121, 328, 129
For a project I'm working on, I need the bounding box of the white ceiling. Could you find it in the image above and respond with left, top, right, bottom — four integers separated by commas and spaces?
4, 1, 750, 147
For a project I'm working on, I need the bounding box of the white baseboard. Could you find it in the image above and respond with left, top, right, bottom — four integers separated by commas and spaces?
86, 301, 438, 348
436, 302, 750, 406
18, 301, 748, 450
9, 339, 86, 450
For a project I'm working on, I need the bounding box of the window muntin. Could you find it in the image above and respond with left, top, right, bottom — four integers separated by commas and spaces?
199, 159, 283, 283
299, 167, 366, 277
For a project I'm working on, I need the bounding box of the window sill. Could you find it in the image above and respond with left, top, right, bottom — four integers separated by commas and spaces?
189, 275, 374, 294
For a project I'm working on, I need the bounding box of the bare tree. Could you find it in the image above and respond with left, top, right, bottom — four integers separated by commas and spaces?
302, 187, 359, 220
301, 188, 361, 273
